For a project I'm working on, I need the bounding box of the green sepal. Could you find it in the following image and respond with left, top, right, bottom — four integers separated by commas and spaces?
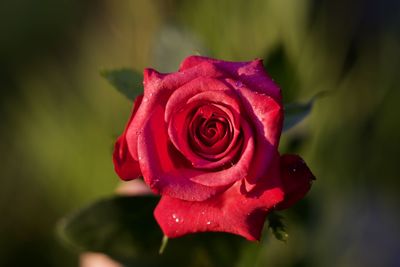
267, 212, 289, 242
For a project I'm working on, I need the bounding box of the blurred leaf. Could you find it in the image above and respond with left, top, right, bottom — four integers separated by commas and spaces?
58, 195, 245, 267
283, 101, 313, 132
283, 91, 328, 131
264, 45, 299, 103
267, 212, 288, 242
100, 68, 143, 101
58, 196, 160, 266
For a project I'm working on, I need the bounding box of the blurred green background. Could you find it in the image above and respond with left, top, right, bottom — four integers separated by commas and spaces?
1, 0, 399, 266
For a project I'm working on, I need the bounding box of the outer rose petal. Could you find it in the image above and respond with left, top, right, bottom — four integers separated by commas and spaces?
276, 154, 315, 210
112, 95, 143, 180
154, 170, 284, 241
226, 79, 283, 188
179, 55, 281, 102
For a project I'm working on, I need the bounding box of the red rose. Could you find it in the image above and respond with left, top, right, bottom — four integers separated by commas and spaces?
113, 56, 314, 241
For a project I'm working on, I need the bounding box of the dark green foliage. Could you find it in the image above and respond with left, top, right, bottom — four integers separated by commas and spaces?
101, 69, 143, 101
58, 196, 246, 267
283, 91, 328, 131
283, 101, 313, 132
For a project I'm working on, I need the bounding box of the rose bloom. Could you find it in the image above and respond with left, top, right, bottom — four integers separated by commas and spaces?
113, 56, 314, 241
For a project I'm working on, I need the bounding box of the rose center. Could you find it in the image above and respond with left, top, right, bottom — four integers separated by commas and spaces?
188, 104, 233, 159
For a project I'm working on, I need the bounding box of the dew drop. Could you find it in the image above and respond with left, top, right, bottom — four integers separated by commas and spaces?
292, 168, 297, 172
235, 81, 243, 87
206, 221, 211, 225
172, 214, 181, 223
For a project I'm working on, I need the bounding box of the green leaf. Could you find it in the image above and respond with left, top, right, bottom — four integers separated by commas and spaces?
283, 91, 328, 131
267, 212, 289, 242
264, 45, 299, 103
100, 68, 143, 101
283, 101, 313, 132
57, 196, 245, 267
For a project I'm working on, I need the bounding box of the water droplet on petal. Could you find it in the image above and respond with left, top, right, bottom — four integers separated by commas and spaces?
235, 81, 243, 87
206, 221, 211, 225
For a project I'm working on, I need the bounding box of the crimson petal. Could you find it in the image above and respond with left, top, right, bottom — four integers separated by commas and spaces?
276, 154, 315, 210
112, 95, 143, 180
154, 173, 284, 241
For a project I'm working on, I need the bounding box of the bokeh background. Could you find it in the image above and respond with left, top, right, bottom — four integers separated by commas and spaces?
1, 0, 399, 266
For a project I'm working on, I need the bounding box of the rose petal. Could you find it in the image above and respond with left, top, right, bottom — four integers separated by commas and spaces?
170, 102, 239, 168
154, 172, 284, 241
112, 95, 143, 180
187, 117, 254, 187
227, 79, 283, 186
138, 101, 259, 200
165, 77, 241, 124
126, 62, 226, 161
166, 78, 242, 169
137, 105, 228, 201
179, 55, 281, 102
189, 105, 231, 156
276, 154, 315, 210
